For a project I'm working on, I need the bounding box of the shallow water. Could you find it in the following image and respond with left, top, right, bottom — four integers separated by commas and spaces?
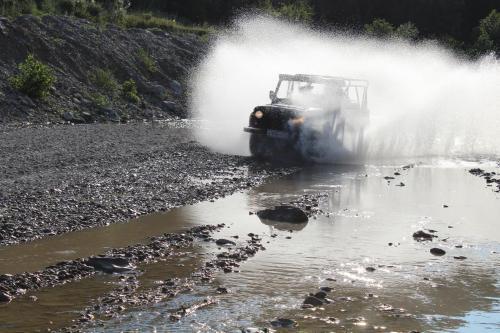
94, 161, 500, 332
2, 161, 500, 332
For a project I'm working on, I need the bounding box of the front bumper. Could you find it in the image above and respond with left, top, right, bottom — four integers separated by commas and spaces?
243, 127, 266, 134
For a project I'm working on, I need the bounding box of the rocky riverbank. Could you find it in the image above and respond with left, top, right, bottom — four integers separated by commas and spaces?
0, 121, 295, 246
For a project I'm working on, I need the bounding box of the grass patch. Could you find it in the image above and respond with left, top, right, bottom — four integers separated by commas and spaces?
136, 48, 157, 73
88, 68, 118, 95
123, 13, 213, 36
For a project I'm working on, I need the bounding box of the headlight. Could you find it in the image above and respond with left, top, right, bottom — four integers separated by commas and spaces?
254, 110, 264, 119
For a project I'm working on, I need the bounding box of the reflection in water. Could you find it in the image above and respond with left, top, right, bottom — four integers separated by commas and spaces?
258, 218, 308, 231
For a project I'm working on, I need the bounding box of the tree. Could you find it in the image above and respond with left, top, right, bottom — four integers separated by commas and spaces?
475, 9, 500, 55
364, 18, 394, 38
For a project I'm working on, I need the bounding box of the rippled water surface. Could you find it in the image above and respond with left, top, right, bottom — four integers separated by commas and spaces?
94, 162, 500, 332
1, 161, 499, 332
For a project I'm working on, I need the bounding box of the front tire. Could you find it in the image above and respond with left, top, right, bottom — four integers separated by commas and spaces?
249, 134, 269, 159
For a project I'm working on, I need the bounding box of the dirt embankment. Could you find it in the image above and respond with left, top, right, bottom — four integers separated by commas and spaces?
0, 15, 206, 124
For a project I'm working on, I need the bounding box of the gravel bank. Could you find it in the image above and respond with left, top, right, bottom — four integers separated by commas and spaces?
0, 121, 294, 246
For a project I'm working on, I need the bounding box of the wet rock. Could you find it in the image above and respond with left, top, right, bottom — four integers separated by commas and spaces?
413, 230, 437, 241
215, 239, 236, 246
454, 256, 467, 260
314, 291, 328, 299
216, 287, 229, 294
0, 291, 13, 303
430, 248, 446, 256
303, 296, 324, 306
257, 205, 308, 223
85, 257, 136, 273
365, 267, 376, 272
320, 287, 332, 292
241, 328, 270, 333
270, 318, 298, 328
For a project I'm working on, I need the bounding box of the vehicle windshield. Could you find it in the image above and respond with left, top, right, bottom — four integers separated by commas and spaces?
275, 79, 365, 109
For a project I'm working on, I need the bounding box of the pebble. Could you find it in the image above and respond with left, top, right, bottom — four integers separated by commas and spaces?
303, 296, 323, 306
430, 248, 446, 256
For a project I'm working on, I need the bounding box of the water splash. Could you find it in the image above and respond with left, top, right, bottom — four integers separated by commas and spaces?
190, 15, 500, 162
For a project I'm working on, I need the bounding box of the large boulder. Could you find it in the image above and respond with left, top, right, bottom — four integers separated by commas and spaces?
257, 205, 308, 223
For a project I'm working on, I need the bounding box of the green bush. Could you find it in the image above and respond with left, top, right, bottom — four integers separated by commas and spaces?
365, 18, 395, 38
9, 54, 56, 99
136, 48, 157, 73
89, 68, 119, 94
89, 92, 110, 107
121, 79, 140, 103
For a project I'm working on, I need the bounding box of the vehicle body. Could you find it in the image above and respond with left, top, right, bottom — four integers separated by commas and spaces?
244, 74, 369, 160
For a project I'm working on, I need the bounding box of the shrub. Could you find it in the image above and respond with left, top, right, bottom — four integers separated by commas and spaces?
136, 48, 157, 73
9, 54, 56, 99
395, 22, 419, 40
57, 0, 75, 15
475, 9, 500, 55
365, 18, 395, 38
95, 0, 130, 23
259, 0, 314, 24
0, 0, 37, 17
89, 92, 110, 107
86, 1, 102, 17
278, 0, 314, 23
89, 68, 118, 94
121, 79, 140, 103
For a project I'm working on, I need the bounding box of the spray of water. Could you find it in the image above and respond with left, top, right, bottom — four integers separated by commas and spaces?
190, 15, 500, 163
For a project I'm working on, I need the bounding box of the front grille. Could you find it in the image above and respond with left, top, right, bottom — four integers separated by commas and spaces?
249, 106, 298, 130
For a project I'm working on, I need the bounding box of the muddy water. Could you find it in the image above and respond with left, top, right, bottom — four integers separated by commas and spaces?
2, 161, 500, 332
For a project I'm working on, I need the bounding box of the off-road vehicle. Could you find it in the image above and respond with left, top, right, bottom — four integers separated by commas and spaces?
244, 74, 369, 160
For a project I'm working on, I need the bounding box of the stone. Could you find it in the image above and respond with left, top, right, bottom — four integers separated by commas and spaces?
413, 230, 437, 241
85, 257, 135, 273
303, 296, 323, 306
0, 291, 13, 303
215, 239, 236, 246
257, 205, 308, 223
270, 318, 298, 328
430, 248, 446, 256
169, 80, 183, 96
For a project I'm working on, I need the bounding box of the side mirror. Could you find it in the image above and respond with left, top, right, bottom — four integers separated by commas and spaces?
269, 90, 276, 102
